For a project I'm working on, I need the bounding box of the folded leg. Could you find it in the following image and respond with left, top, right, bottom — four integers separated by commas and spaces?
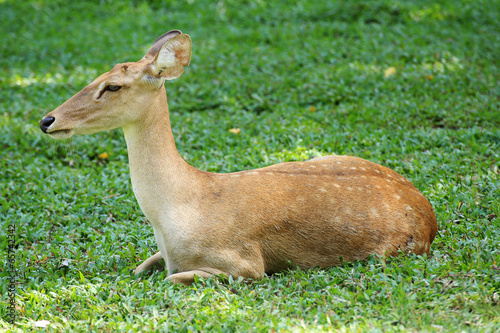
134, 251, 163, 275
166, 267, 228, 286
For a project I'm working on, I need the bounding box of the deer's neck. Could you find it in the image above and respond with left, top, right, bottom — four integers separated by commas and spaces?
122, 87, 200, 225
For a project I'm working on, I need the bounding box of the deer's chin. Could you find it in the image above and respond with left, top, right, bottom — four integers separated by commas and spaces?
47, 129, 74, 140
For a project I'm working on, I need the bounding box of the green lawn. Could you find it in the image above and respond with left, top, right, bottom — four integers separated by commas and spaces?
1, 0, 499, 331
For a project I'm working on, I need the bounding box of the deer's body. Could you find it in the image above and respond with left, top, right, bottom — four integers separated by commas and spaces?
40, 30, 437, 285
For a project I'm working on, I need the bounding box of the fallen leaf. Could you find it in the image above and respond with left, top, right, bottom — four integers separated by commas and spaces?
98, 152, 109, 159
34, 320, 51, 328
228, 128, 241, 134
105, 213, 115, 223
58, 259, 71, 270
384, 66, 397, 78
308, 106, 316, 112
427, 74, 434, 80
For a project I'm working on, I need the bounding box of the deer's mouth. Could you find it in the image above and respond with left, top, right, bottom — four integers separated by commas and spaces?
47, 129, 71, 134
47, 129, 73, 139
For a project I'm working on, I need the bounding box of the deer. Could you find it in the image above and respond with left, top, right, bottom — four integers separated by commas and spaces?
40, 30, 438, 286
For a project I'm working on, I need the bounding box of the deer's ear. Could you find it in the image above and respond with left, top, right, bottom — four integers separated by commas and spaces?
143, 30, 182, 61
146, 34, 191, 80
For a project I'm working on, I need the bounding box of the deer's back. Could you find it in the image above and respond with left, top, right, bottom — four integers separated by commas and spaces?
192, 155, 437, 274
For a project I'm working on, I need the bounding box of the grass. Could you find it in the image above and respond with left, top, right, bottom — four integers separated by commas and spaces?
1, 0, 499, 331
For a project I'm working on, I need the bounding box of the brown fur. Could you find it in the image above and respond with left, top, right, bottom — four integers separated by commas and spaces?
40, 30, 437, 285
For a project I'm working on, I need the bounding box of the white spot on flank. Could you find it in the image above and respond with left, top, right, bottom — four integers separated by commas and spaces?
394, 194, 401, 200
405, 205, 414, 211
360, 167, 367, 171
266, 172, 274, 175
333, 183, 341, 188
385, 178, 392, 182
310, 165, 316, 168
318, 188, 327, 192
375, 170, 381, 173
387, 174, 393, 178
230, 174, 241, 177
350, 167, 357, 170
322, 164, 328, 167
248, 171, 259, 175
346, 187, 353, 191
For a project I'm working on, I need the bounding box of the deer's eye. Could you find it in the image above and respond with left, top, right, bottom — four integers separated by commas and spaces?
97, 85, 122, 100
106, 85, 122, 92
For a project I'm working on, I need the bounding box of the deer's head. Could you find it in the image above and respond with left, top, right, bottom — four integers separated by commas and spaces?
40, 30, 191, 139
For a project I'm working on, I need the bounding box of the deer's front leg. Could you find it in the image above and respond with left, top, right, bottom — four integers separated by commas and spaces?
134, 251, 164, 275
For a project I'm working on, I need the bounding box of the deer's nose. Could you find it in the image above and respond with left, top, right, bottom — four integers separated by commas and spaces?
40, 116, 55, 133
